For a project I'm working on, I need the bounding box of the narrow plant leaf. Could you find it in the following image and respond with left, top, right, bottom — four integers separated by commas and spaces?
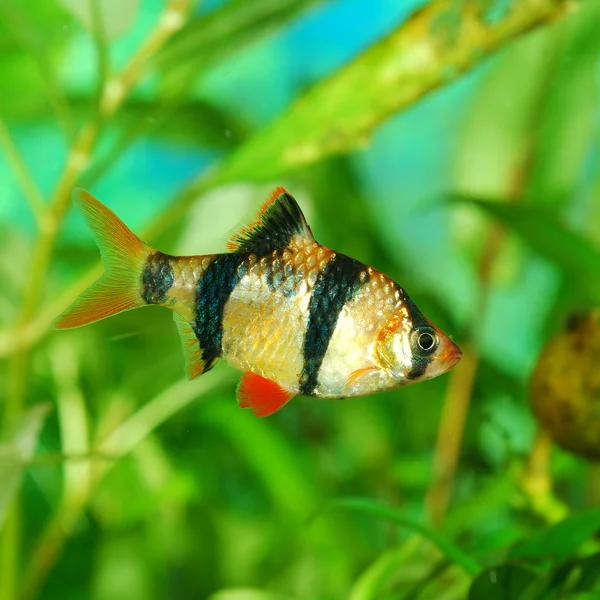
66, 95, 247, 150
205, 0, 571, 184
348, 543, 422, 600
59, 0, 139, 40
158, 0, 324, 75
201, 401, 319, 517
452, 197, 600, 302
510, 508, 600, 563
468, 564, 546, 600
572, 552, 600, 592
208, 590, 290, 600
0, 446, 23, 532
328, 497, 481, 576
0, 404, 51, 533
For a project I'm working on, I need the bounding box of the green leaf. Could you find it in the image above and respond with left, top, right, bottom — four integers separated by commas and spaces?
452, 23, 560, 200
524, 0, 600, 208
81, 95, 248, 187
59, 0, 139, 41
0, 404, 51, 533
477, 553, 600, 600
207, 0, 571, 184
0, 1, 73, 127
208, 590, 290, 600
200, 400, 319, 517
348, 543, 421, 600
509, 508, 600, 563
327, 497, 481, 576
0, 447, 22, 527
450, 197, 600, 303
468, 564, 546, 600
68, 94, 247, 150
158, 0, 324, 78
572, 552, 600, 592
150, 0, 573, 239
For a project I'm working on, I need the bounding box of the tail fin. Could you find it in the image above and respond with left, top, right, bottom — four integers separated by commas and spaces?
54, 189, 151, 329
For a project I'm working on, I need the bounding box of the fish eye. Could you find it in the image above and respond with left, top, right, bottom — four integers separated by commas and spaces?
412, 327, 439, 356
418, 332, 435, 351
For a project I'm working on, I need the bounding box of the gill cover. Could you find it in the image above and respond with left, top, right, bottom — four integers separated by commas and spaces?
376, 311, 414, 378
375, 304, 460, 382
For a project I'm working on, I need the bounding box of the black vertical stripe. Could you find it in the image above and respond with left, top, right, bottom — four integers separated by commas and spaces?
407, 356, 429, 379
194, 253, 248, 373
142, 252, 174, 304
401, 288, 432, 380
299, 254, 369, 396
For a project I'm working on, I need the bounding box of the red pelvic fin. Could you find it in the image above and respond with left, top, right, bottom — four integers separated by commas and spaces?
236, 371, 294, 417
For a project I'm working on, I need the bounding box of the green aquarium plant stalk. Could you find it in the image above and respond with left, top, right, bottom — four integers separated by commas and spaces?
0, 3, 190, 600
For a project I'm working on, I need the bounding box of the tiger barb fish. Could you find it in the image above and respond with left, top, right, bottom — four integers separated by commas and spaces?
55, 188, 462, 417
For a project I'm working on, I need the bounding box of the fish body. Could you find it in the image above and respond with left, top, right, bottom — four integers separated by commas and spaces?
55, 188, 462, 416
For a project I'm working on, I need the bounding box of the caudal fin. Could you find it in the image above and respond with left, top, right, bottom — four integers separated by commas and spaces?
54, 189, 151, 329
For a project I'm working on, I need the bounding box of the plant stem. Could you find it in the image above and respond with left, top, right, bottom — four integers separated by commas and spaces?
89, 0, 110, 110
1, 4, 190, 599
0, 117, 48, 229
0, 510, 19, 600
21, 372, 229, 600
426, 349, 480, 526
0, 0, 74, 140
521, 428, 568, 522
426, 221, 505, 526
523, 428, 552, 498
587, 463, 600, 507
425, 16, 567, 523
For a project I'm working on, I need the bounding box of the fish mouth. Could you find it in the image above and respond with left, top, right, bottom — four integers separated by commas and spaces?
441, 340, 463, 369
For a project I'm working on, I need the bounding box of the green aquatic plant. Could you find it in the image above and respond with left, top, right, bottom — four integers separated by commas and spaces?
1, 0, 600, 598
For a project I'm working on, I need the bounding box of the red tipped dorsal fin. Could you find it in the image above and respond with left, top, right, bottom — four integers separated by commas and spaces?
227, 187, 314, 253
236, 371, 294, 417
54, 189, 151, 329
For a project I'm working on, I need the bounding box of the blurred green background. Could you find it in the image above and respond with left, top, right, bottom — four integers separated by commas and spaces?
1, 0, 600, 598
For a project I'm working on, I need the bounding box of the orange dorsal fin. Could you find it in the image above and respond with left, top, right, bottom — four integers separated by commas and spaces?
227, 187, 314, 253
236, 371, 294, 417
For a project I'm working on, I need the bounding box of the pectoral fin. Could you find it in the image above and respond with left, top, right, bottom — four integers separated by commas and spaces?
346, 367, 379, 389
236, 371, 294, 417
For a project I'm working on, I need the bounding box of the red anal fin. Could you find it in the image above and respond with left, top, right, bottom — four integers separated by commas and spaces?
236, 371, 294, 417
